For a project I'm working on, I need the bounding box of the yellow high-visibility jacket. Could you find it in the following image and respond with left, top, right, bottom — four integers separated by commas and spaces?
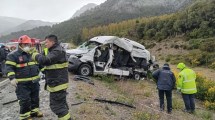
177, 68, 197, 94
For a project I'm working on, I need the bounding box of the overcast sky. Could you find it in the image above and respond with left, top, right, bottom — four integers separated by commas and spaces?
0, 0, 106, 22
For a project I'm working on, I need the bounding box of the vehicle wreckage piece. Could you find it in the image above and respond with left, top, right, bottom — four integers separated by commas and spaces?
94, 98, 136, 109
3, 99, 18, 105
71, 101, 84, 106
73, 75, 94, 85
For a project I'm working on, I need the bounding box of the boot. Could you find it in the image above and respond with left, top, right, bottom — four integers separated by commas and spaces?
182, 109, 191, 113
30, 111, 43, 117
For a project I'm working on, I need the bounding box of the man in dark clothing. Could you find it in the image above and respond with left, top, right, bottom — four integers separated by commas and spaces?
32, 35, 71, 120
6, 35, 43, 120
0, 45, 9, 77
152, 63, 176, 114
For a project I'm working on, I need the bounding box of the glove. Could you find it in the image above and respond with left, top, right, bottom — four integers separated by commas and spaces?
29, 48, 37, 54
32, 52, 39, 61
10, 79, 17, 87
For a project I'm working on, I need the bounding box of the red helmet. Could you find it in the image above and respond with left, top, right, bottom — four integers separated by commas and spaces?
18, 35, 32, 44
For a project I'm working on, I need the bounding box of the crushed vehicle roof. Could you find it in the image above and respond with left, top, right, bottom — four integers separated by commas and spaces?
90, 36, 150, 60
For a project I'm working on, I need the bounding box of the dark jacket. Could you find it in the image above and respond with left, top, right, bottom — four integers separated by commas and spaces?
35, 43, 68, 92
152, 66, 176, 90
0, 47, 7, 62
6, 47, 40, 81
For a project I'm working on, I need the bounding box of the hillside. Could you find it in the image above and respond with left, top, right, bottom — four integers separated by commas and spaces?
81, 0, 215, 41
0, 16, 26, 35
72, 3, 97, 18
80, 0, 215, 70
0, 0, 193, 42
2, 20, 54, 35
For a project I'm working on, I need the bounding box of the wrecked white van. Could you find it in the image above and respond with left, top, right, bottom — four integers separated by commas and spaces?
67, 36, 154, 80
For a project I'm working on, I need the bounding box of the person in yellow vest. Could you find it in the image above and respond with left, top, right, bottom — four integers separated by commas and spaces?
177, 63, 197, 113
32, 35, 71, 120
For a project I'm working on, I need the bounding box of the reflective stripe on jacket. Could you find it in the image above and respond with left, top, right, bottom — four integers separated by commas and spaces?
35, 43, 68, 92
5, 47, 40, 82
177, 68, 197, 94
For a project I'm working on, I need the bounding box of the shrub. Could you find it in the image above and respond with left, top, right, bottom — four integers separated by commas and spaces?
174, 45, 180, 49
209, 62, 215, 70
207, 86, 215, 102
199, 38, 215, 52
204, 101, 215, 111
165, 56, 171, 62
193, 74, 215, 110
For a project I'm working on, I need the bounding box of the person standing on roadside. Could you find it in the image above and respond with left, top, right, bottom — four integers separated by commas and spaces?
152, 63, 176, 114
6, 35, 43, 120
32, 35, 71, 120
177, 63, 197, 113
0, 45, 9, 78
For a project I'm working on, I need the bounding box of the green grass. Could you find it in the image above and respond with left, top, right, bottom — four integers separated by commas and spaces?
196, 110, 213, 120
143, 91, 151, 97
105, 105, 116, 116
115, 95, 135, 106
172, 97, 183, 110
94, 75, 115, 83
134, 111, 160, 120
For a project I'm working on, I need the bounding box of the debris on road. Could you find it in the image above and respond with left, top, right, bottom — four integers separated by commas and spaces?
73, 75, 94, 85
71, 101, 84, 106
94, 98, 136, 109
3, 99, 18, 105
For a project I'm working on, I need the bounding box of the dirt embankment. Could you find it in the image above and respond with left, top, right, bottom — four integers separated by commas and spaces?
148, 38, 215, 81
1, 74, 214, 120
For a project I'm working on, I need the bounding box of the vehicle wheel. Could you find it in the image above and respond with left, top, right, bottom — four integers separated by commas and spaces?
78, 64, 92, 76
133, 72, 140, 80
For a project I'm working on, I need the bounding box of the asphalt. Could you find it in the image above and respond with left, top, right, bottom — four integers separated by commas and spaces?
0, 77, 7, 82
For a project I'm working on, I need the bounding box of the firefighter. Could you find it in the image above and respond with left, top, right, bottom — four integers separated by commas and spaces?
32, 35, 71, 120
177, 63, 197, 113
5, 35, 43, 120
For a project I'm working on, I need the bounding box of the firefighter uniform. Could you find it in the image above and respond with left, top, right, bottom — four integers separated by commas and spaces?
32, 41, 71, 120
6, 47, 42, 120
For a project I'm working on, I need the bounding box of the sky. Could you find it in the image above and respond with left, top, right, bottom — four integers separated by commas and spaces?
0, 0, 107, 22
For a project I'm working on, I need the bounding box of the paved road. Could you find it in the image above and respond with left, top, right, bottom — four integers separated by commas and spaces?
0, 77, 7, 82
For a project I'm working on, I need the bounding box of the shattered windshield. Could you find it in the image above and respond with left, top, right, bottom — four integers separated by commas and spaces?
78, 41, 101, 50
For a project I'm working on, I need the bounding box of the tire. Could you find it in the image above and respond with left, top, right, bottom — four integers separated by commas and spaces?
133, 72, 141, 80
78, 64, 92, 76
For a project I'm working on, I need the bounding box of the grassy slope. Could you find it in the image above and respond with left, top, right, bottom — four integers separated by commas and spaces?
86, 76, 215, 120
147, 37, 215, 80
